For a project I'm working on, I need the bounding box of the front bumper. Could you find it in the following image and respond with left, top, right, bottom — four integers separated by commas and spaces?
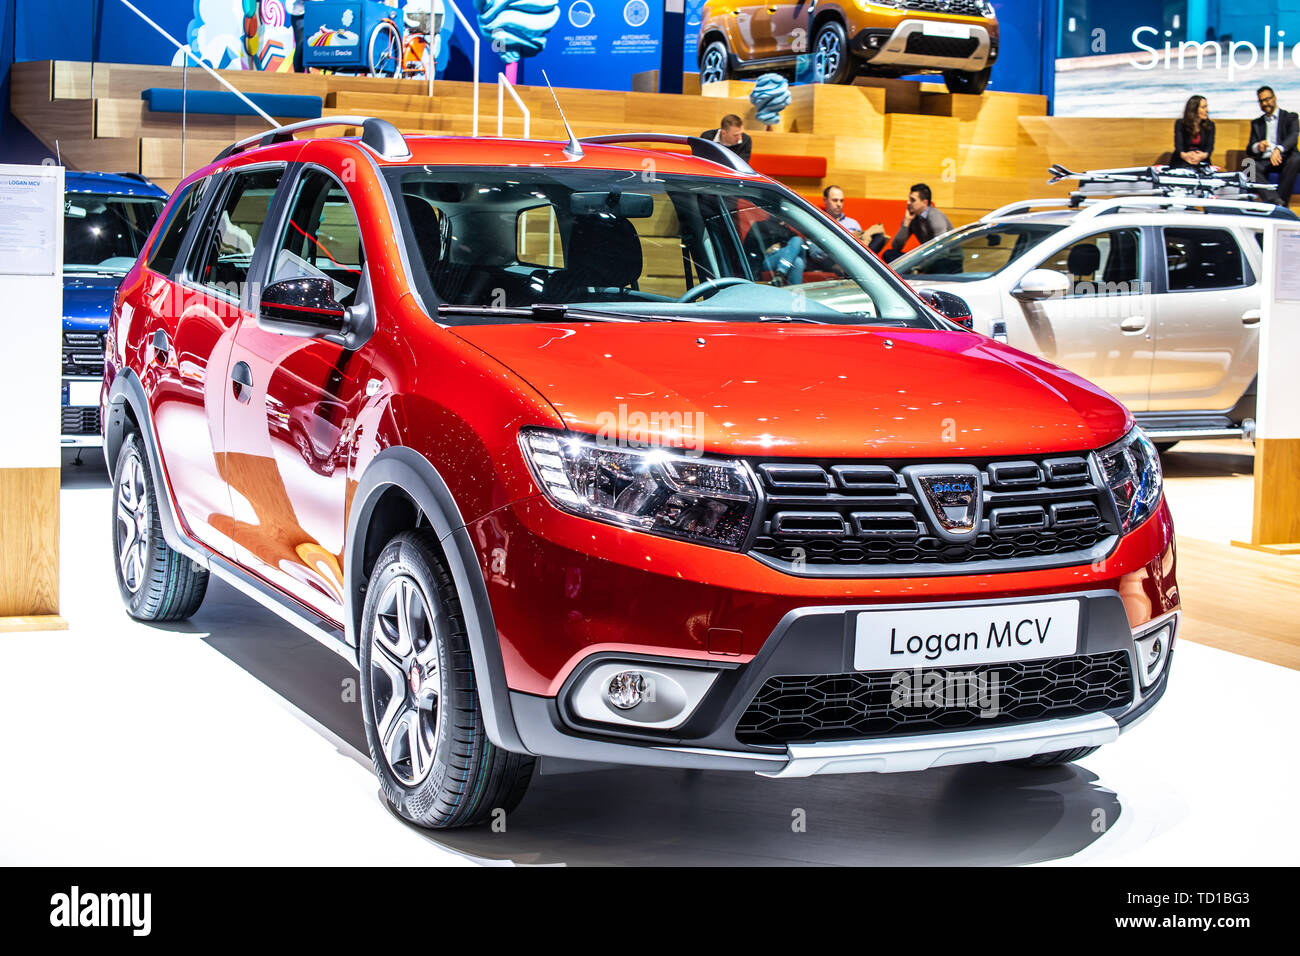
853, 18, 996, 72
508, 591, 1177, 776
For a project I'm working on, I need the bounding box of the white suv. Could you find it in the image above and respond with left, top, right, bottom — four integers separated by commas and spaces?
897, 187, 1298, 447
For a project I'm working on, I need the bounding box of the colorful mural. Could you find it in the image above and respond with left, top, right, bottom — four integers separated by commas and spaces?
175, 0, 295, 72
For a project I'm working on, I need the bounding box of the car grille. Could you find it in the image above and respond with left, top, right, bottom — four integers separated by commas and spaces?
747, 454, 1117, 575
735, 651, 1132, 745
62, 405, 101, 436
903, 33, 981, 59
63, 330, 106, 377
905, 0, 988, 17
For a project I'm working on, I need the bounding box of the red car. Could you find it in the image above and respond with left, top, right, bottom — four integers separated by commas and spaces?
103, 118, 1179, 830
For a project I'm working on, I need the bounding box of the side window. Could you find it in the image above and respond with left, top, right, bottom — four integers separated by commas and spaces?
147, 178, 208, 276
189, 167, 284, 298
270, 167, 365, 305
1037, 229, 1142, 296
516, 204, 564, 268
1164, 227, 1243, 291
1251, 230, 1264, 251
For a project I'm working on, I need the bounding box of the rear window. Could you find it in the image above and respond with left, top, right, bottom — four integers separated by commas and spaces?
148, 179, 208, 277
1163, 227, 1244, 291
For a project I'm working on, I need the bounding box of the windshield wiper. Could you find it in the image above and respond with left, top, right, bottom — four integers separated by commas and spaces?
757, 315, 827, 324
436, 304, 673, 323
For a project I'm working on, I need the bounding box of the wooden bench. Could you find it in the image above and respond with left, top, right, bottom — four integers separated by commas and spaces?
141, 88, 323, 119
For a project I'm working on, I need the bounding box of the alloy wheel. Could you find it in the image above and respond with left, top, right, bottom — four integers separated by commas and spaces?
369, 574, 443, 787
814, 29, 842, 83
701, 47, 726, 84
116, 451, 149, 594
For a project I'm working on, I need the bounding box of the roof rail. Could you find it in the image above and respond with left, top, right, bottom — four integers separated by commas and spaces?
1047, 163, 1272, 200
980, 198, 1076, 221
579, 134, 756, 175
213, 116, 411, 163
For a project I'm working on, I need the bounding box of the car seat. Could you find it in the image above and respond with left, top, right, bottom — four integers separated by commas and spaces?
1066, 243, 1101, 291
542, 215, 643, 302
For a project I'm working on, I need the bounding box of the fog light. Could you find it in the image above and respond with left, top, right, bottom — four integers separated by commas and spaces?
606, 671, 647, 710
1134, 623, 1173, 688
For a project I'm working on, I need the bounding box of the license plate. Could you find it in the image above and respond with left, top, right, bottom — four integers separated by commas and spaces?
854, 600, 1080, 671
67, 381, 100, 407
922, 21, 972, 39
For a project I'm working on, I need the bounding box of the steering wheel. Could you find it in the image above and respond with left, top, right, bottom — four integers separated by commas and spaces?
675, 276, 752, 303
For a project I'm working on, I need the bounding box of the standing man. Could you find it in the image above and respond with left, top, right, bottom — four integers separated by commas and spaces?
1248, 86, 1300, 205
822, 184, 863, 240
700, 115, 752, 163
868, 184, 954, 262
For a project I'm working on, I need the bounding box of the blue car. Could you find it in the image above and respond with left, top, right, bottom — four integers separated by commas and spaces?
62, 172, 168, 448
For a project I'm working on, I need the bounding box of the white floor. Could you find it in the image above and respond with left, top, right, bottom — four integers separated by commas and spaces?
0, 450, 1295, 866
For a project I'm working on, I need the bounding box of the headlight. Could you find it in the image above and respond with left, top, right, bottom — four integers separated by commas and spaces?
1094, 428, 1163, 534
519, 429, 757, 549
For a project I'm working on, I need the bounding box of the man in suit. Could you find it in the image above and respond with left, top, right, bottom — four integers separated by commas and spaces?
868, 184, 954, 262
1248, 86, 1300, 205
700, 115, 753, 163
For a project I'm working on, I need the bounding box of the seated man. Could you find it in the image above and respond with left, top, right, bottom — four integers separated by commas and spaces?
700, 114, 752, 163
822, 184, 862, 240
1248, 86, 1300, 205
749, 216, 805, 286
869, 183, 954, 263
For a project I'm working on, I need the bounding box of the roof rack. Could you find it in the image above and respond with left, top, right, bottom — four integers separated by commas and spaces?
578, 134, 756, 175
213, 116, 410, 163
1048, 163, 1272, 201
981, 163, 1298, 222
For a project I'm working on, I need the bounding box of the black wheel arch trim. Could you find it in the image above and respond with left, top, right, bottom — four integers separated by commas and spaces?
346, 446, 527, 753
105, 368, 205, 566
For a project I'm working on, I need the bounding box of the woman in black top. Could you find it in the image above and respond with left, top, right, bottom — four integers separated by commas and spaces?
1171, 95, 1215, 168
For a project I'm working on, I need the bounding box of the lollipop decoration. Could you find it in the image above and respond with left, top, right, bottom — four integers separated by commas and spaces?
750, 73, 791, 129
474, 0, 561, 64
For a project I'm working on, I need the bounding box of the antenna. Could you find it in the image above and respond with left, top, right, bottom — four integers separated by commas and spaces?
542, 70, 583, 161
55, 139, 62, 165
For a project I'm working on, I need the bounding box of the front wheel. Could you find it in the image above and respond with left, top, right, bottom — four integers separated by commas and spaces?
699, 39, 729, 85
359, 529, 534, 829
813, 20, 852, 84
944, 67, 992, 95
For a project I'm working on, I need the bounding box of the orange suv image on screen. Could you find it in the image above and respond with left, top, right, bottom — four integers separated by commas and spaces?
698, 0, 999, 93
102, 120, 1176, 830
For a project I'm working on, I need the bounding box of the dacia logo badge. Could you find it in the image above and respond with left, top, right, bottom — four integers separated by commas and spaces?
916, 472, 981, 535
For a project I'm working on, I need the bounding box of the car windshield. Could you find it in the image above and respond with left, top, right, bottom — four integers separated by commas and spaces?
894, 222, 1065, 281
386, 166, 935, 327
64, 193, 164, 274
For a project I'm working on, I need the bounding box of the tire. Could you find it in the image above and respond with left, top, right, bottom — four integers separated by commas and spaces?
359, 529, 534, 829
368, 20, 402, 78
944, 67, 992, 95
813, 20, 852, 85
699, 39, 729, 85
1008, 745, 1100, 768
112, 432, 208, 622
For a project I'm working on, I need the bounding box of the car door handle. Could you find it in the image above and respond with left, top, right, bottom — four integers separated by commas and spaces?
1242, 309, 1262, 327
1119, 315, 1148, 333
151, 329, 169, 364
231, 361, 254, 403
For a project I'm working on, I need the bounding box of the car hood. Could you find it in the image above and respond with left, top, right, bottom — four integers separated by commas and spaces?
452, 322, 1131, 458
63, 274, 123, 330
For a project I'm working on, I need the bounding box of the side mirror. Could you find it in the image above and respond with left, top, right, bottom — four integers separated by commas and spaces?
259, 276, 370, 348
916, 287, 975, 331
1011, 269, 1070, 302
